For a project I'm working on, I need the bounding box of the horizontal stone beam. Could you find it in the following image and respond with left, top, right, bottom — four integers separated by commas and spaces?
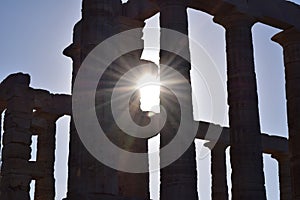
261, 134, 288, 155
124, 0, 300, 31
33, 89, 71, 117
196, 121, 289, 155
0, 73, 71, 117
206, 0, 300, 30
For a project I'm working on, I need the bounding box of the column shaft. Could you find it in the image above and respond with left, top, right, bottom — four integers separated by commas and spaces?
65, 1, 122, 199
272, 28, 300, 200
0, 75, 33, 200
158, 1, 198, 200
112, 16, 150, 200
206, 142, 229, 200
214, 13, 266, 200
33, 117, 56, 200
272, 154, 292, 200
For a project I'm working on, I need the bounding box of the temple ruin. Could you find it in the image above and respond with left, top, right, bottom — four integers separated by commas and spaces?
0, 0, 299, 200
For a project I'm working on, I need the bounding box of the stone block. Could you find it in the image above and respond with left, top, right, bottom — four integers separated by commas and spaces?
2, 129, 32, 145
2, 143, 31, 160
4, 114, 32, 129
7, 97, 33, 113
31, 117, 48, 133
1, 158, 29, 174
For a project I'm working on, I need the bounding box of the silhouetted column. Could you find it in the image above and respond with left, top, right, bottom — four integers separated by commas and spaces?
0, 108, 3, 162
214, 12, 267, 200
0, 74, 33, 200
157, 0, 198, 200
112, 16, 150, 200
32, 115, 57, 200
205, 142, 229, 200
272, 28, 300, 200
272, 153, 292, 200
64, 1, 122, 199
63, 20, 84, 199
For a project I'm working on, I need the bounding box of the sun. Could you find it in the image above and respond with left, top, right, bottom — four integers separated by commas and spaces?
137, 74, 160, 113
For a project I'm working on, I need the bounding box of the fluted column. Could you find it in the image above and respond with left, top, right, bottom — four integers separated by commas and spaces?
31, 114, 57, 200
272, 153, 292, 200
64, 1, 123, 199
111, 16, 150, 200
214, 12, 267, 200
157, 0, 198, 200
63, 20, 84, 199
272, 28, 300, 200
0, 74, 33, 200
205, 142, 229, 200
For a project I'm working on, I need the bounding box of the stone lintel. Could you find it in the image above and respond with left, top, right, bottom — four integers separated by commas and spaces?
33, 89, 71, 117
124, 0, 300, 31
196, 121, 288, 155
262, 134, 288, 155
223, 0, 300, 30
0, 74, 70, 118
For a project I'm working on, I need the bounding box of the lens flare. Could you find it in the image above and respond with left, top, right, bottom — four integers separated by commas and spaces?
137, 74, 160, 113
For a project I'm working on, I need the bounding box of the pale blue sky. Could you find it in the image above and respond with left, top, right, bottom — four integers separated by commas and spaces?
1, 0, 299, 199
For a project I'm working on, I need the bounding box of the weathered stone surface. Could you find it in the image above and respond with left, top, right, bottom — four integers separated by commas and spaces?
205, 142, 229, 200
0, 174, 31, 200
0, 76, 34, 200
1, 143, 31, 160
124, 0, 300, 31
2, 128, 32, 145
65, 1, 124, 199
33, 89, 71, 117
214, 12, 266, 200
0, 1, 299, 200
272, 28, 300, 200
196, 121, 289, 155
272, 153, 292, 200
157, 1, 198, 200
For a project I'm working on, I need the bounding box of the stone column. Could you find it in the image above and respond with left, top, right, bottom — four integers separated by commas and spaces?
214, 13, 267, 200
31, 114, 57, 200
0, 107, 3, 160
272, 153, 292, 200
64, 1, 123, 199
0, 109, 2, 195
112, 16, 150, 200
63, 20, 86, 199
272, 28, 300, 200
157, 1, 198, 200
0, 74, 33, 200
205, 142, 229, 200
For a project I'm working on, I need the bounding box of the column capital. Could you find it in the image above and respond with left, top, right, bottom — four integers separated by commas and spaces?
272, 28, 300, 47
271, 152, 290, 162
213, 11, 256, 29
63, 21, 81, 58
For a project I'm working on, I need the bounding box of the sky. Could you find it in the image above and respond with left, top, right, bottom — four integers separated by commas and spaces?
1, 0, 300, 199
